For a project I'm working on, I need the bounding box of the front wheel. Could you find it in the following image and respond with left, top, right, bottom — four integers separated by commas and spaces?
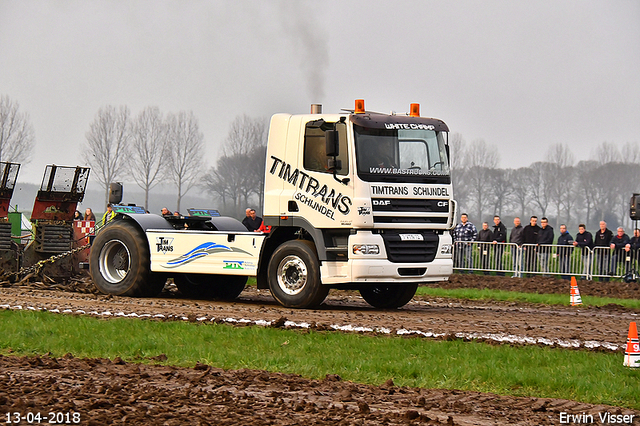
359, 283, 418, 309
267, 240, 328, 308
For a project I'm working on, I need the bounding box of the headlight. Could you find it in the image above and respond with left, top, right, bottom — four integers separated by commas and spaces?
352, 244, 380, 255
440, 244, 452, 255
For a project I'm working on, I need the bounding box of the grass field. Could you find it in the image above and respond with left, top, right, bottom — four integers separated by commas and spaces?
0, 309, 638, 409
415, 286, 640, 310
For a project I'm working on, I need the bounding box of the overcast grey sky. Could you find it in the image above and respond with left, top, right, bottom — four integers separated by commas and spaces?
1, 0, 639, 184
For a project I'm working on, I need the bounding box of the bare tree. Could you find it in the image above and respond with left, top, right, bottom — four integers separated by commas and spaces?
463, 139, 500, 221
510, 167, 533, 218
545, 143, 574, 168
166, 111, 205, 212
128, 107, 168, 210
202, 115, 268, 216
0, 94, 35, 163
621, 142, 640, 164
448, 132, 467, 170
223, 114, 268, 157
591, 141, 621, 165
527, 162, 554, 217
489, 168, 513, 217
83, 105, 131, 206
203, 153, 251, 217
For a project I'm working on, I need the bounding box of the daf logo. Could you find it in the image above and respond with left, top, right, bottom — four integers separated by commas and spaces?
437, 201, 449, 207
373, 200, 391, 206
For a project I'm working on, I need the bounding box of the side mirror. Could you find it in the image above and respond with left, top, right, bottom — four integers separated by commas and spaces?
325, 130, 339, 157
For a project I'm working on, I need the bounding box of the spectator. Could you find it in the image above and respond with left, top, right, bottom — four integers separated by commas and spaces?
492, 215, 507, 275
173, 211, 181, 217
453, 213, 477, 272
610, 227, 631, 276
161, 207, 171, 216
537, 217, 554, 276
594, 221, 613, 281
74, 210, 83, 220
101, 204, 115, 227
522, 216, 541, 275
242, 208, 263, 232
258, 221, 271, 233
573, 224, 594, 276
477, 222, 493, 274
509, 217, 524, 276
557, 224, 574, 280
84, 208, 96, 222
630, 229, 640, 271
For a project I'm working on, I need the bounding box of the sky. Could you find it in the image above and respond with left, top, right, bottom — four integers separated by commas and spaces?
1, 0, 639, 185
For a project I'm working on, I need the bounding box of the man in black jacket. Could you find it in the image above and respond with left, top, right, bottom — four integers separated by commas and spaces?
557, 224, 574, 279
594, 221, 613, 281
610, 227, 631, 276
522, 216, 541, 275
537, 217, 554, 276
477, 222, 494, 274
492, 215, 507, 275
573, 224, 593, 276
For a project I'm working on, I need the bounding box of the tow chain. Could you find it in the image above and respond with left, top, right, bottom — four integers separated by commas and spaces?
3, 243, 91, 282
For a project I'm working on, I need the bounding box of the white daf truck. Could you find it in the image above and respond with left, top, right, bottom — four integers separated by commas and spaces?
90, 100, 456, 308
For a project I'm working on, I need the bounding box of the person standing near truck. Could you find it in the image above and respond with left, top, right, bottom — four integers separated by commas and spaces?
537, 217, 554, 276
453, 213, 477, 272
242, 208, 263, 232
492, 215, 507, 275
573, 224, 593, 276
557, 224, 574, 279
522, 216, 541, 276
594, 221, 613, 281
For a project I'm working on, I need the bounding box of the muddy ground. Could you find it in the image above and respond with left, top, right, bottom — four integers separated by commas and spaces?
1, 274, 639, 425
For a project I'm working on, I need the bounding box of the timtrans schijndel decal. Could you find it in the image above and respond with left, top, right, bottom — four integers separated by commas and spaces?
162, 242, 253, 268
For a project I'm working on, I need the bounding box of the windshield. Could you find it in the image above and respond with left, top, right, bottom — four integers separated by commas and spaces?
354, 124, 450, 183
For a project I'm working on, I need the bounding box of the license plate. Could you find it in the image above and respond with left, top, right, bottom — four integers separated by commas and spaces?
399, 234, 424, 241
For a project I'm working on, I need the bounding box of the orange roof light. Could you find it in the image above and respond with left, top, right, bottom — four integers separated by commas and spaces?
410, 103, 420, 117
355, 99, 365, 114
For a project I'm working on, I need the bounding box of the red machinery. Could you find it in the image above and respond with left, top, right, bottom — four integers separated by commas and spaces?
22, 165, 90, 278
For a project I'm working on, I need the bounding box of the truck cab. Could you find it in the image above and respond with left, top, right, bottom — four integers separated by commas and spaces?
258, 100, 455, 307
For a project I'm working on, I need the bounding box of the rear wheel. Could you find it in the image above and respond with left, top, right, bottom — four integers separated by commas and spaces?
359, 283, 418, 309
267, 240, 328, 308
174, 274, 247, 300
90, 221, 164, 297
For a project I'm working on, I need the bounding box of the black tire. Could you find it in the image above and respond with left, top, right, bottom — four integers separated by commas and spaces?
174, 274, 247, 300
267, 240, 329, 308
89, 221, 164, 297
359, 283, 418, 309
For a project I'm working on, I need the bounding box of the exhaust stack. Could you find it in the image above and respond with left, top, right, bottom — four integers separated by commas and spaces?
310, 104, 322, 114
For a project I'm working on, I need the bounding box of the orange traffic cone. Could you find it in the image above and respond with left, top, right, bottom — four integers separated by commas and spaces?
624, 322, 640, 368
570, 277, 582, 306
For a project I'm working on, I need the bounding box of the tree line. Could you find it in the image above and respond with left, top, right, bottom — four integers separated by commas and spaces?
452, 135, 640, 232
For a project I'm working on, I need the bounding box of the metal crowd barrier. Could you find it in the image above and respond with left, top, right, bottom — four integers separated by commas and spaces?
453, 242, 638, 280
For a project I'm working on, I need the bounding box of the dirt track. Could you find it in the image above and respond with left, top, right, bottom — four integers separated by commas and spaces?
1, 274, 640, 424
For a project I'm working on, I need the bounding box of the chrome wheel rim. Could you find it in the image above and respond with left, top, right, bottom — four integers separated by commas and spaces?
99, 240, 131, 284
276, 255, 307, 295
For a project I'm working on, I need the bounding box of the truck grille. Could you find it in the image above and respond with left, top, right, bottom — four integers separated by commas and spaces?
372, 198, 449, 212
380, 230, 439, 263
374, 216, 448, 224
